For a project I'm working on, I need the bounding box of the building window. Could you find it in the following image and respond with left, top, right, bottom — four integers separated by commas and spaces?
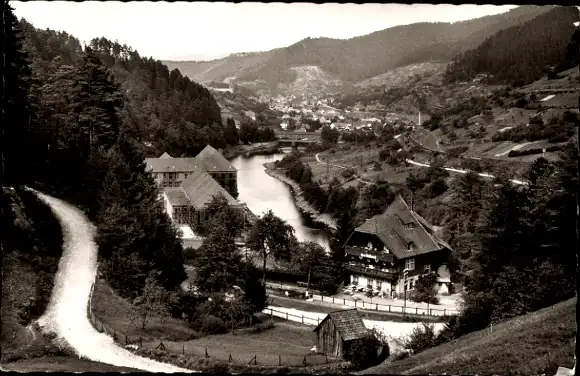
424, 264, 431, 273
409, 279, 415, 290
405, 259, 415, 271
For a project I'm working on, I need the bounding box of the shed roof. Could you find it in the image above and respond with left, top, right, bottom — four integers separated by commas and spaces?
181, 167, 239, 209
313, 309, 369, 342
353, 195, 450, 260
195, 145, 236, 172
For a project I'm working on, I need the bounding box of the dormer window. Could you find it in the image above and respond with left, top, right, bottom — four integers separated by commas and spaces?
367, 242, 373, 250
405, 223, 415, 230
407, 241, 415, 251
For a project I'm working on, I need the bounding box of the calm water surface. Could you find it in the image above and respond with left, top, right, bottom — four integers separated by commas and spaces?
230, 152, 331, 252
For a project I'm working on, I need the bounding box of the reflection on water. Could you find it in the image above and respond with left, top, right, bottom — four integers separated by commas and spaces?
231, 153, 331, 252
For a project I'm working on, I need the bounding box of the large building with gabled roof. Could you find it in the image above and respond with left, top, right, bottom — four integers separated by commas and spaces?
343, 195, 452, 298
144, 146, 252, 232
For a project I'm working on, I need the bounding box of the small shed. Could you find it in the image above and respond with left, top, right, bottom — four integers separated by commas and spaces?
313, 309, 370, 358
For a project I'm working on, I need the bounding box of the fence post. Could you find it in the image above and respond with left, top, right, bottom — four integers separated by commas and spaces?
416, 307, 418, 315
229, 354, 233, 363
205, 348, 209, 358
343, 298, 345, 305
325, 354, 328, 364
302, 315, 304, 324
279, 355, 281, 366
270, 309, 273, 318
113, 329, 116, 341
444, 309, 446, 316
317, 318, 320, 325
389, 305, 391, 312
183, 343, 185, 355
303, 356, 307, 365
321, 296, 324, 302
286, 312, 288, 320
140, 337, 143, 348
332, 297, 335, 304
430, 309, 432, 316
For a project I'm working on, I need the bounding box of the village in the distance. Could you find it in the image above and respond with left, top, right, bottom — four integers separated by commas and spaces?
1, 2, 578, 375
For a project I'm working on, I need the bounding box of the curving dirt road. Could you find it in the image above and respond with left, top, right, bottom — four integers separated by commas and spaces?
28, 188, 193, 373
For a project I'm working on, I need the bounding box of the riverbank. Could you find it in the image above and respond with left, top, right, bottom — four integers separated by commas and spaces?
263, 162, 338, 231
223, 141, 281, 160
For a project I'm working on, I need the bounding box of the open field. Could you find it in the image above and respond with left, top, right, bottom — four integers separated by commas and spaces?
140, 321, 331, 367
91, 278, 198, 342
361, 297, 577, 376
1, 356, 142, 372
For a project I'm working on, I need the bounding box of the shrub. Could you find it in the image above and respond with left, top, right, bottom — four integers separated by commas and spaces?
403, 323, 437, 354
199, 314, 228, 335
344, 335, 381, 370
254, 319, 275, 333
409, 273, 440, 304
341, 168, 356, 179
373, 161, 382, 171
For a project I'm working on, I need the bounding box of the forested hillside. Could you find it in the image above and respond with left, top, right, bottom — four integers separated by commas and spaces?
444, 6, 578, 86
2, 11, 239, 301
18, 19, 231, 159
233, 5, 554, 87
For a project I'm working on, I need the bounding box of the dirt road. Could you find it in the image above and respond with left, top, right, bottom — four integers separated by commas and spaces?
29, 188, 193, 373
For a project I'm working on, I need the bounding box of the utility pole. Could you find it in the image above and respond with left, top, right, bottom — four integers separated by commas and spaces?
403, 268, 408, 319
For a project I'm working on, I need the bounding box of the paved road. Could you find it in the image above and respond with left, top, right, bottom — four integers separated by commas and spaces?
28, 188, 192, 373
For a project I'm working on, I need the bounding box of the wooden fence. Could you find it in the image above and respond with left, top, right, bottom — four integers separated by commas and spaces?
86, 284, 336, 368
309, 294, 459, 317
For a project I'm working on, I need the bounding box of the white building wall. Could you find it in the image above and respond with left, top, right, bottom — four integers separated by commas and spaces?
162, 192, 174, 221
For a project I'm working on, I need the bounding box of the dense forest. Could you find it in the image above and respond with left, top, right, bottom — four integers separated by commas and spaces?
17, 19, 235, 159
444, 6, 578, 86
3, 8, 253, 300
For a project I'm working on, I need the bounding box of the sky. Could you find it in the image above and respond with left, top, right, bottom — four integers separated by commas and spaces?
11, 2, 518, 62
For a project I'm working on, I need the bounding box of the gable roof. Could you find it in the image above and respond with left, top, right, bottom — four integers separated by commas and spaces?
160, 152, 172, 159
181, 167, 239, 209
353, 195, 450, 260
144, 157, 198, 173
163, 187, 190, 206
195, 145, 236, 172
313, 309, 369, 342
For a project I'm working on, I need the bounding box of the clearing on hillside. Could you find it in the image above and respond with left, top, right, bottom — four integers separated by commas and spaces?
360, 297, 576, 376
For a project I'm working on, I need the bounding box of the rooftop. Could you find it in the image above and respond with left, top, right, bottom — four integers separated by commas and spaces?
181, 167, 239, 209
314, 309, 370, 342
353, 195, 451, 259
195, 145, 237, 173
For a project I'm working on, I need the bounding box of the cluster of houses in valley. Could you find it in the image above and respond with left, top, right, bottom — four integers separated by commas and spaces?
145, 146, 452, 300
144, 145, 256, 249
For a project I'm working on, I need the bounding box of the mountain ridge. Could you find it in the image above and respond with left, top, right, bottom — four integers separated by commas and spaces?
163, 5, 556, 92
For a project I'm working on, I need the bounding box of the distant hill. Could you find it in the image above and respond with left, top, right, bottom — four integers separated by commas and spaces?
163, 5, 556, 93
360, 298, 576, 376
163, 50, 276, 84
444, 6, 579, 86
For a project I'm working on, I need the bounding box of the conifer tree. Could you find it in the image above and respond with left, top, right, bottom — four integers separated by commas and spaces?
3, 0, 33, 186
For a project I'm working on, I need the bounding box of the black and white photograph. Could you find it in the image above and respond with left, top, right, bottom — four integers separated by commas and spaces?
1, 1, 578, 374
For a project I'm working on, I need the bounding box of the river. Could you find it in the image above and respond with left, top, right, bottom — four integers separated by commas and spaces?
230, 152, 332, 252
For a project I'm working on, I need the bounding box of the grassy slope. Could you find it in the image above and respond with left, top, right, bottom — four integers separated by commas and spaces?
141, 320, 327, 367
361, 298, 577, 376
91, 277, 199, 342
1, 357, 142, 372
